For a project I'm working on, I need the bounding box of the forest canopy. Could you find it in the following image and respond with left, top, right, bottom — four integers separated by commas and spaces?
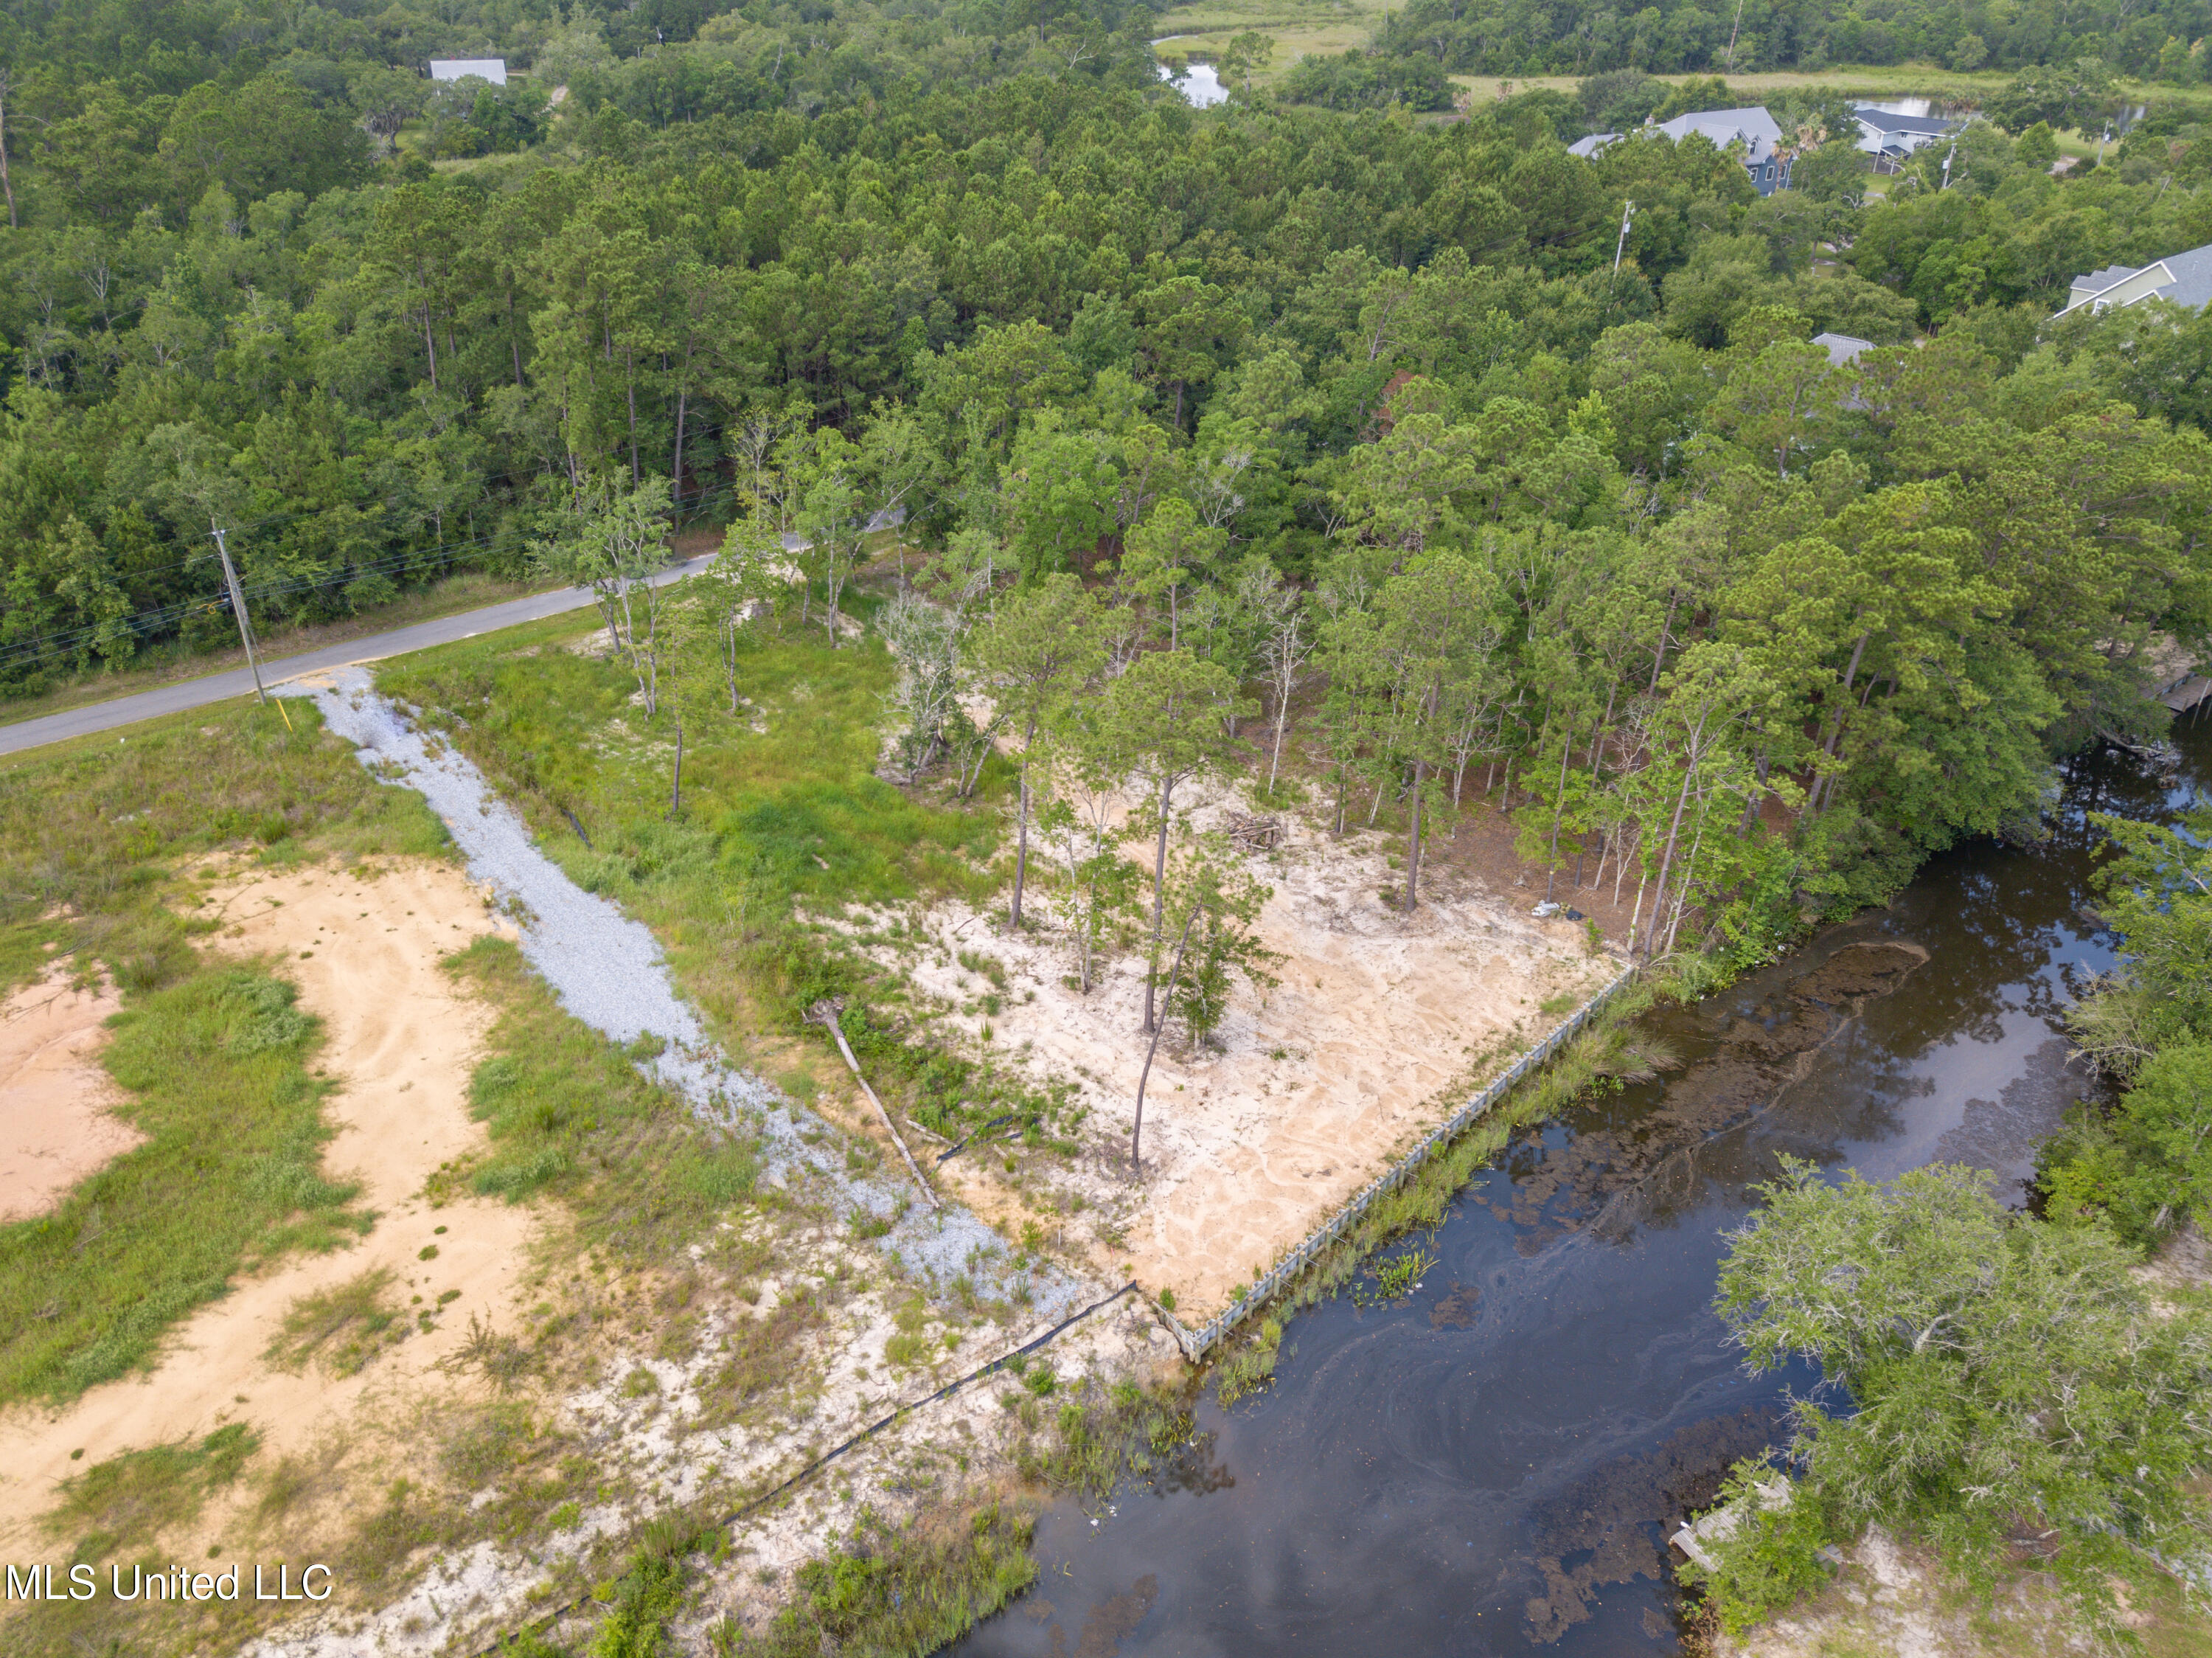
0, 1, 2209, 956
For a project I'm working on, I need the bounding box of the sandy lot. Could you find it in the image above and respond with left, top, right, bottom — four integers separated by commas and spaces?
863, 784, 1613, 1316
0, 859, 529, 1558
0, 963, 141, 1221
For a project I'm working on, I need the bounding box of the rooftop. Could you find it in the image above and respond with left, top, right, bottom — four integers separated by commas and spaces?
1651, 105, 1784, 163
429, 57, 507, 84
1851, 107, 1959, 136
2064, 242, 2212, 314
1812, 332, 1877, 366
2072, 263, 2142, 294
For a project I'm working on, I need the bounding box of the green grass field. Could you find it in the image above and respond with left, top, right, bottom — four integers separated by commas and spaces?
374, 569, 1006, 1037
1152, 0, 1385, 83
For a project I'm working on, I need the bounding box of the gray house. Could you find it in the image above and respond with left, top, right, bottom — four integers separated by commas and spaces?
1653, 107, 1792, 194
1568, 107, 1794, 193
2056, 243, 2212, 319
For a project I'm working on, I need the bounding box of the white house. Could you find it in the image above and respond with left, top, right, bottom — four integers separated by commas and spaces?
2056, 242, 2212, 319
1651, 107, 1792, 194
429, 58, 507, 86
1850, 106, 1959, 174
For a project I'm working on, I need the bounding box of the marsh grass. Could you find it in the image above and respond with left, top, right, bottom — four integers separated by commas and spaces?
1211, 1317, 1284, 1406
1021, 1380, 1203, 1509
720, 1501, 1037, 1658
1199, 963, 1711, 1397
0, 967, 372, 1406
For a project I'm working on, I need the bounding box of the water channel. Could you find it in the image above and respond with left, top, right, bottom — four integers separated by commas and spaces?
953, 719, 2207, 1657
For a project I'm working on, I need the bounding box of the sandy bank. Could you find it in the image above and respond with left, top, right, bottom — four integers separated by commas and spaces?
0, 858, 526, 1558
0, 964, 139, 1222
852, 783, 1614, 1317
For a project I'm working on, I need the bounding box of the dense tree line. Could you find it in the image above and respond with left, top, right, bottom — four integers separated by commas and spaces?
1, 38, 2211, 947
1360, 0, 2212, 81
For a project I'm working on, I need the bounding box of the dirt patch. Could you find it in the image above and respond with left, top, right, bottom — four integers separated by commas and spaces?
0, 859, 530, 1560
853, 780, 1613, 1317
2139, 1222, 2212, 1311
0, 964, 142, 1221
1720, 1524, 2114, 1658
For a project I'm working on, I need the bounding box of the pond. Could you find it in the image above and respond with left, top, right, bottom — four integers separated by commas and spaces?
1155, 58, 1228, 108
950, 720, 2205, 1655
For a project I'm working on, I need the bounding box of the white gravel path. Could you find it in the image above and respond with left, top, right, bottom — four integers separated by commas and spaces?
279, 667, 1093, 1315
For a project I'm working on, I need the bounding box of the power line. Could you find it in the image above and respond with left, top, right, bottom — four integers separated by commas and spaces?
209, 521, 265, 704
0, 479, 755, 679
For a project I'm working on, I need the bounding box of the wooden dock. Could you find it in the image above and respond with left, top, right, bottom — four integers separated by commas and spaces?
2158, 672, 2211, 713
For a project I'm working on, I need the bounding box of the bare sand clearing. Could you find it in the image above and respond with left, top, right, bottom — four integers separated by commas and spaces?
0, 859, 531, 1558
0, 964, 141, 1221
872, 785, 1613, 1316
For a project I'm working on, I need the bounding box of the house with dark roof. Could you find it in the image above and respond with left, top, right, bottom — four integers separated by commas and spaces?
1650, 107, 1792, 194
2056, 242, 2212, 319
1851, 106, 1959, 174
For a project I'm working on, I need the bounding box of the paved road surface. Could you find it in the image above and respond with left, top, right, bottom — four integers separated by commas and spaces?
0, 552, 717, 758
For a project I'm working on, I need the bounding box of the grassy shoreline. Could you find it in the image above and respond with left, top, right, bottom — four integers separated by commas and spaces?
1196, 951, 1722, 1404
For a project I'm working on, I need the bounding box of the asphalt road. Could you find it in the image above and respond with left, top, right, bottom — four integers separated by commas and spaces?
0, 552, 717, 757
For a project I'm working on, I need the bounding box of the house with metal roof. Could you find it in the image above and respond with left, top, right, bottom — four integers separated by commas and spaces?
1812, 332, 1877, 366
2056, 242, 2212, 319
1650, 107, 1792, 194
1566, 132, 1619, 159
429, 58, 507, 85
1851, 106, 1958, 173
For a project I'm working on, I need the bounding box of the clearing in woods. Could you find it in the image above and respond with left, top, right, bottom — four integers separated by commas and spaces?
1, 538, 1632, 1655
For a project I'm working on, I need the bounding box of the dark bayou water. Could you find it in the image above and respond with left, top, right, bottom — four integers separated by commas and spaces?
953, 719, 2209, 1658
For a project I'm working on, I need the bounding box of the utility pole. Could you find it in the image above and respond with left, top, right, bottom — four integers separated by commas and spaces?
1941, 133, 1958, 190
2097, 121, 2112, 165
1611, 199, 1635, 279
210, 523, 267, 705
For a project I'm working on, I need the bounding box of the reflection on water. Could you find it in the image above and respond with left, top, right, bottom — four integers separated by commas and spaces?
1854, 96, 1955, 118
951, 726, 2208, 1657
1156, 62, 1227, 108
